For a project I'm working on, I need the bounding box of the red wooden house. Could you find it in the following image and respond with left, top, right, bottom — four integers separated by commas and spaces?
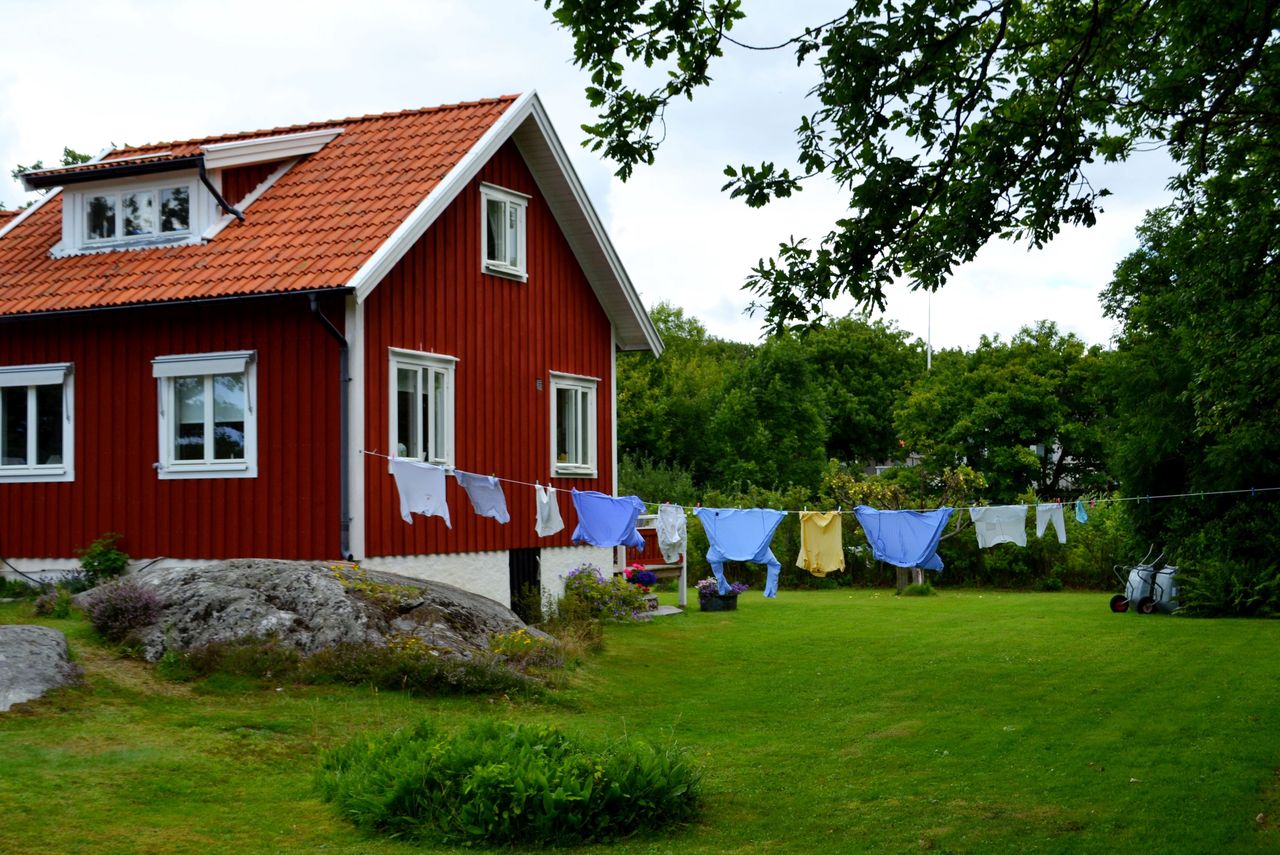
0, 93, 661, 608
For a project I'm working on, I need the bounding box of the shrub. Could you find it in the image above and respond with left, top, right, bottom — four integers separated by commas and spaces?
0, 577, 39, 599
76, 533, 130, 586
901, 581, 936, 597
85, 580, 161, 643
33, 586, 74, 618
167, 636, 304, 682
316, 719, 702, 846
561, 564, 648, 621
1176, 559, 1280, 618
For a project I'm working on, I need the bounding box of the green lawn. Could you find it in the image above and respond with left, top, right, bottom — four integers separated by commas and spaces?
3, 591, 1279, 854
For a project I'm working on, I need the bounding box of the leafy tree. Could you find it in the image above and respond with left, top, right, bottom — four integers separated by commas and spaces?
6, 147, 94, 210
894, 321, 1111, 502
1102, 141, 1280, 563
544, 1, 1279, 331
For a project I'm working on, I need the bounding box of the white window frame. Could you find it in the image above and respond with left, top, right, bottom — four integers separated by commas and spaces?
59, 170, 216, 256
152, 350, 257, 480
480, 182, 529, 281
0, 363, 74, 483
550, 371, 598, 478
389, 348, 457, 468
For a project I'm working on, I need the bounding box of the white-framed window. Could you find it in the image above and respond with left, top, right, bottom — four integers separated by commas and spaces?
389, 348, 456, 467
0, 363, 74, 483
152, 351, 257, 479
60, 171, 216, 255
550, 371, 598, 477
480, 182, 528, 280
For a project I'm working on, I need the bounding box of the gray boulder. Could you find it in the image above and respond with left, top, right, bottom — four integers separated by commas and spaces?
0, 625, 80, 711
84, 559, 538, 662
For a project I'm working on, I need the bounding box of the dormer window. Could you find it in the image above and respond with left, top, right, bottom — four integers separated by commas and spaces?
85, 184, 191, 243
60, 172, 213, 255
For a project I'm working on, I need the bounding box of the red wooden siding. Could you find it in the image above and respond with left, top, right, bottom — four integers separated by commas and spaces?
0, 295, 344, 559
221, 161, 284, 207
364, 140, 615, 557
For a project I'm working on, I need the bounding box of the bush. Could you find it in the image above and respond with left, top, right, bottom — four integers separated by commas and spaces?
901, 581, 936, 597
561, 564, 649, 621
1176, 560, 1280, 618
0, 577, 39, 599
316, 719, 701, 846
76, 533, 130, 586
33, 586, 74, 618
85, 580, 161, 643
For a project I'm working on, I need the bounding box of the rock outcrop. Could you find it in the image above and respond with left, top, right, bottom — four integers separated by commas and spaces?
86, 560, 536, 662
0, 625, 80, 711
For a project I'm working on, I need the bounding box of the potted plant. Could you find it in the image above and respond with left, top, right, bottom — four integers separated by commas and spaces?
696, 577, 748, 612
623, 563, 660, 611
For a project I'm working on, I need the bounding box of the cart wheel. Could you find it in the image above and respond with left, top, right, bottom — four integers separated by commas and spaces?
1137, 596, 1156, 615
1109, 594, 1129, 613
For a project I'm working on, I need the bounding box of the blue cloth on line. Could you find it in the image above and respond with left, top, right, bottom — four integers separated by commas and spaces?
1075, 499, 1089, 524
453, 470, 510, 524
693, 507, 786, 597
853, 506, 954, 570
570, 490, 646, 549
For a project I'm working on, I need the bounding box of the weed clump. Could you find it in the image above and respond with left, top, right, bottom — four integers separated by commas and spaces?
316, 719, 702, 846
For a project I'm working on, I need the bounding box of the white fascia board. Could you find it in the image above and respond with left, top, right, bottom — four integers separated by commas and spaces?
521, 98, 663, 357
347, 92, 539, 302
0, 146, 112, 242
202, 128, 343, 170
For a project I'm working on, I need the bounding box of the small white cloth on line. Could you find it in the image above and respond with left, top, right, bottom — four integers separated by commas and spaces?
534, 484, 565, 537
655, 503, 687, 562
1036, 502, 1067, 544
969, 505, 1027, 548
390, 458, 451, 528
453, 470, 511, 524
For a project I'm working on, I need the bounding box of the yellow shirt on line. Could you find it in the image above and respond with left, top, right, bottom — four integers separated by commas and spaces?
797, 511, 844, 577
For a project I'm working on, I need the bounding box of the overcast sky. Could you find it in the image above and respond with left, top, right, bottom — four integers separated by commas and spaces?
0, 0, 1176, 350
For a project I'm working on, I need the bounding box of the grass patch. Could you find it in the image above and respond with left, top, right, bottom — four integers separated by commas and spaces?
2, 592, 1280, 853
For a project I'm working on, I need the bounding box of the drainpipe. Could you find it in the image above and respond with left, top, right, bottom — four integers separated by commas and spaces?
309, 295, 351, 558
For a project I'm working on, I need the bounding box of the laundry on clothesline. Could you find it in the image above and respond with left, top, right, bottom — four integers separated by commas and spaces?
1035, 502, 1066, 544
570, 490, 646, 549
1075, 499, 1089, 524
694, 507, 787, 597
852, 506, 951, 571
390, 458, 451, 528
534, 484, 565, 537
797, 510, 844, 577
969, 505, 1028, 548
453, 470, 510, 524
655, 503, 687, 563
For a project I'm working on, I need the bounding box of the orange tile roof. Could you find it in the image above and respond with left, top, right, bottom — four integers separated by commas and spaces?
0, 96, 518, 317
0, 210, 17, 223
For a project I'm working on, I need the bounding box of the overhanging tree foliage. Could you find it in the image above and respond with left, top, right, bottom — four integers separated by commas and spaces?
544, 0, 1279, 331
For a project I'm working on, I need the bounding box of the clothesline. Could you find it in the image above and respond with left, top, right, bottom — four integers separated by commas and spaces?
358, 450, 1280, 514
